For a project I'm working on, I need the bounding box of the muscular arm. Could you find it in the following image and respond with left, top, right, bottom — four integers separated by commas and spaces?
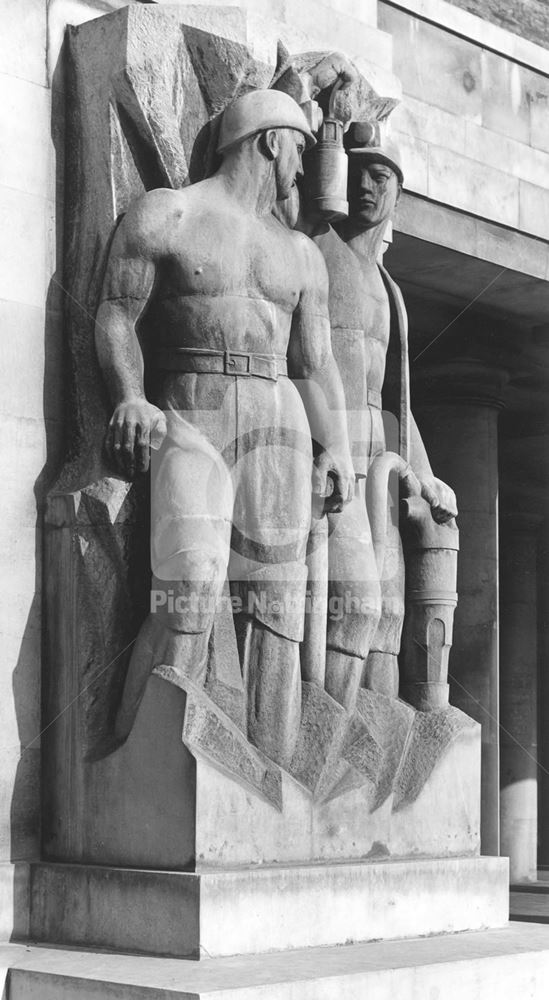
95, 192, 168, 476
287, 234, 354, 511
409, 412, 457, 523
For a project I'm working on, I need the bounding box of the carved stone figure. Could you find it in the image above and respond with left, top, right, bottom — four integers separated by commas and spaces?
43, 11, 479, 876
306, 121, 458, 713
95, 88, 354, 768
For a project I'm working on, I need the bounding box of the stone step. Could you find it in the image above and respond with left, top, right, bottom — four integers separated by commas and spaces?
4, 924, 549, 998
511, 881, 549, 892
511, 883, 549, 923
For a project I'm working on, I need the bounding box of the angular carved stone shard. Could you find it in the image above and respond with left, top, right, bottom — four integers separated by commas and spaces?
394, 707, 479, 810
157, 665, 283, 812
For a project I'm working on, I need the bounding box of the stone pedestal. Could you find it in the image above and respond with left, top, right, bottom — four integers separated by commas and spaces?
499, 513, 541, 883
35, 666, 506, 965
43, 673, 481, 871
414, 361, 509, 857
28, 855, 508, 959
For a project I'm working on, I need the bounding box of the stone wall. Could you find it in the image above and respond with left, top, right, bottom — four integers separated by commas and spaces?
447, 0, 549, 49
380, 1, 549, 240
0, 0, 136, 935
0, 0, 52, 932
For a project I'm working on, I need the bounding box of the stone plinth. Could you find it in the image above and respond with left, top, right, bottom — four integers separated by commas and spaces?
28, 856, 508, 959
43, 672, 481, 871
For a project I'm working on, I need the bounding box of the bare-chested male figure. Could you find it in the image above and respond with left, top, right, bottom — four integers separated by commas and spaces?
95, 90, 354, 767
310, 123, 457, 711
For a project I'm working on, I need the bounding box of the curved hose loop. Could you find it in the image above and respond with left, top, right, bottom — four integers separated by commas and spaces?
366, 451, 421, 576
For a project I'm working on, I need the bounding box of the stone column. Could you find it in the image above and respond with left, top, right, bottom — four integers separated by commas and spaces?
538, 518, 549, 870
499, 512, 541, 883
413, 361, 509, 856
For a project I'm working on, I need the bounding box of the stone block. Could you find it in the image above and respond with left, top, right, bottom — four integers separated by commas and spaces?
390, 95, 466, 156
321, 0, 377, 26
0, 75, 52, 200
379, 0, 549, 76
0, 629, 41, 746
520, 179, 549, 241
0, 187, 53, 310
350, 58, 402, 103
379, 6, 482, 121
0, 744, 40, 865
0, 0, 47, 88
0, 527, 42, 648
0, 301, 59, 424
427, 144, 519, 229
43, 669, 481, 870
476, 219, 549, 279
394, 191, 479, 256
391, 130, 429, 195
0, 864, 30, 942
480, 49, 531, 144
282, 0, 393, 68
530, 83, 549, 153
0, 414, 47, 529
465, 120, 549, 191
28, 855, 508, 958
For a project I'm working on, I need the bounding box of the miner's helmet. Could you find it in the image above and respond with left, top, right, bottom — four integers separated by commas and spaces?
344, 121, 404, 185
216, 89, 316, 156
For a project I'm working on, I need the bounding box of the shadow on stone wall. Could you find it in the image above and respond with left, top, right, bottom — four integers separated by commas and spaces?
9, 42, 70, 938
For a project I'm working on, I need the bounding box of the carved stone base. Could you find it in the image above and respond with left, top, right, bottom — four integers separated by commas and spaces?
43, 673, 481, 870
28, 856, 508, 959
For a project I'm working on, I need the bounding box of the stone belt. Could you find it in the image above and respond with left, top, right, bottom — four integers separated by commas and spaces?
156, 347, 288, 381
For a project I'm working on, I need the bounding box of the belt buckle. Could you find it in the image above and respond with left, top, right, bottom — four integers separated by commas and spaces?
224, 350, 251, 376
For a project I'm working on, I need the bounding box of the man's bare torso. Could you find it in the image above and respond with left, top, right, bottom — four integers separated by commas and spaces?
314, 226, 390, 397
142, 184, 307, 359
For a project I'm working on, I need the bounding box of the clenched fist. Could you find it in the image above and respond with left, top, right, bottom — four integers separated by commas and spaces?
106, 398, 167, 478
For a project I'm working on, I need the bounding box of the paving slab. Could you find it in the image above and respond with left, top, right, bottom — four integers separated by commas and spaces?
4, 924, 549, 999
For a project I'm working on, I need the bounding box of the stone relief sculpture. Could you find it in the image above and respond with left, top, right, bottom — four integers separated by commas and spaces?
43, 5, 480, 870
96, 88, 354, 769
303, 118, 459, 714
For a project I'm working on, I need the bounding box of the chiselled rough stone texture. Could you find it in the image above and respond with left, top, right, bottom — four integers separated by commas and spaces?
44, 672, 481, 870
354, 690, 414, 809
289, 682, 349, 795
394, 706, 478, 809
161, 667, 282, 811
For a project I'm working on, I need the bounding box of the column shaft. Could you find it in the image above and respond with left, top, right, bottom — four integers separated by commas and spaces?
499, 515, 540, 882
414, 380, 504, 856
